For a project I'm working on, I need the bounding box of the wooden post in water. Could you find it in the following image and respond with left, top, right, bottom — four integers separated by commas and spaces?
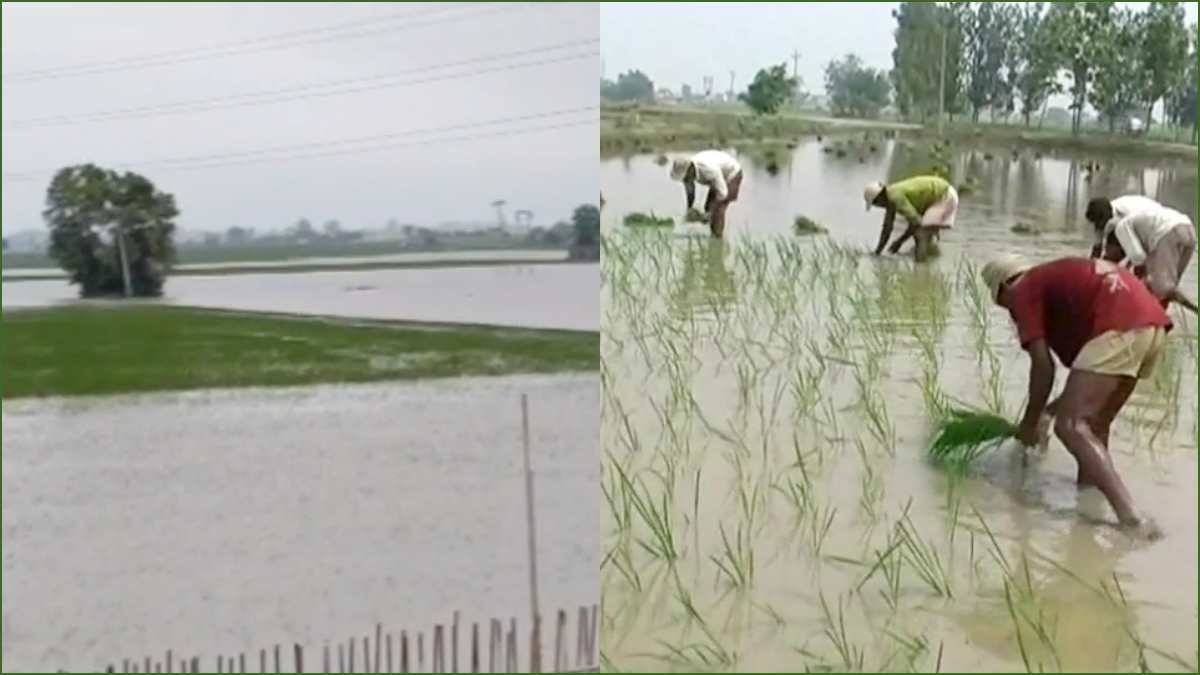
520, 394, 543, 673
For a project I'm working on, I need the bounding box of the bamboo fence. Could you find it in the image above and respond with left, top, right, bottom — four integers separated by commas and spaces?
66, 604, 597, 674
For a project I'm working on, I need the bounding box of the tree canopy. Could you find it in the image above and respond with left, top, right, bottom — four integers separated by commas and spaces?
824, 54, 892, 119
44, 163, 179, 298
601, 70, 655, 104
891, 1, 1195, 136
739, 64, 797, 116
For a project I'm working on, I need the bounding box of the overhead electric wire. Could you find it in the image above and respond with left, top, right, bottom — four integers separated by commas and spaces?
0, 2, 543, 83
0, 106, 597, 182
3, 40, 600, 129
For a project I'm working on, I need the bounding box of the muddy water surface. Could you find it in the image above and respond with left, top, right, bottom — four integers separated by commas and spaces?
601, 142, 1198, 672
1, 262, 601, 332
2, 374, 598, 673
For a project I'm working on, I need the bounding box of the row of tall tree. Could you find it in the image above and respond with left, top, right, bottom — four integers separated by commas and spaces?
892, 1, 1198, 136
603, 2, 1198, 140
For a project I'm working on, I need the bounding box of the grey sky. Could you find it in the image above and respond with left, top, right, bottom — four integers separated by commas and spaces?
1, 2, 599, 235
602, 2, 1197, 106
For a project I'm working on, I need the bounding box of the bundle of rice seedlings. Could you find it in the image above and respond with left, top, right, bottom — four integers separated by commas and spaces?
622, 212, 674, 228
927, 407, 1018, 470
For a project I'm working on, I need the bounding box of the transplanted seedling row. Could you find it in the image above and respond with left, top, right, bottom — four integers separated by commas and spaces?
600, 233, 1197, 673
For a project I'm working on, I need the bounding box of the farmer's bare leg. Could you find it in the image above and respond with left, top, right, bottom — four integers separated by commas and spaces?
1079, 377, 1137, 485
1053, 370, 1143, 525
710, 201, 730, 238
913, 227, 935, 263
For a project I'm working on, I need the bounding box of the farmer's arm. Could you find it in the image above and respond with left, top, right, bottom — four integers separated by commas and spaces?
1020, 340, 1056, 429
1110, 217, 1148, 267
874, 208, 897, 255
684, 179, 696, 212
886, 195, 922, 253
1008, 286, 1054, 439
703, 166, 729, 212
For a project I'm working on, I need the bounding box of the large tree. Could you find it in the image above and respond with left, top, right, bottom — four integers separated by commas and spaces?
571, 203, 599, 247
891, 2, 964, 123
44, 164, 179, 298
1135, 1, 1190, 132
1044, 2, 1119, 134
1008, 2, 1061, 126
824, 54, 891, 119
1166, 25, 1198, 142
960, 2, 1020, 121
1090, 7, 1144, 131
600, 70, 655, 104
739, 64, 797, 116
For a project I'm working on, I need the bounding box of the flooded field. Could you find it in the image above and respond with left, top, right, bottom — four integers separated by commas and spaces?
1, 374, 598, 673
1, 249, 570, 278
600, 142, 1198, 672
0, 262, 600, 332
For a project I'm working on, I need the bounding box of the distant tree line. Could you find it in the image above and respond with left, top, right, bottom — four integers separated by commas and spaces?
603, 2, 1198, 141
30, 162, 601, 298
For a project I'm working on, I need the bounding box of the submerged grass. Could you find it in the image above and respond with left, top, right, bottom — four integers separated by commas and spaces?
1, 306, 599, 398
601, 229, 1197, 673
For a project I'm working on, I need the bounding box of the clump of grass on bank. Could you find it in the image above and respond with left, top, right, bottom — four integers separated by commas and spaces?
0, 306, 599, 399
623, 212, 675, 228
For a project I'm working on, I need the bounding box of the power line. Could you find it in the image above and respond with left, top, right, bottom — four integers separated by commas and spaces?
1, 107, 597, 182
1, 2, 542, 83
3, 40, 599, 129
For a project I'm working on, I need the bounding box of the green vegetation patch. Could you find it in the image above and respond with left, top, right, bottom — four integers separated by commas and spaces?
1, 306, 599, 399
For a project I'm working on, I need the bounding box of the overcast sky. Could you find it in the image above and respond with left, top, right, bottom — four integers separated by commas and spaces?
602, 2, 1198, 106
0, 2, 599, 234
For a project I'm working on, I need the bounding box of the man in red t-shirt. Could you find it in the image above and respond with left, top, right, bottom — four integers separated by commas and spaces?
981, 253, 1173, 540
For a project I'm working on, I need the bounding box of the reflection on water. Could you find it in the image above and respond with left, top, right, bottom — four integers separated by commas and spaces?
601, 144, 1198, 672
1, 374, 598, 673
669, 238, 739, 322
1, 263, 600, 332
602, 139, 1199, 252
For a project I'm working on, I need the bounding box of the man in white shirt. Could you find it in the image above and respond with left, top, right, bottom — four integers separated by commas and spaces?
669, 150, 743, 238
1086, 195, 1198, 314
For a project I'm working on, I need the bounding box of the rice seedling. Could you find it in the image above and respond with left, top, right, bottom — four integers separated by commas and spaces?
600, 224, 1196, 673
623, 211, 676, 228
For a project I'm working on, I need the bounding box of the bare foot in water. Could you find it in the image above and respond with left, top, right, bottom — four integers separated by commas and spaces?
1120, 517, 1164, 542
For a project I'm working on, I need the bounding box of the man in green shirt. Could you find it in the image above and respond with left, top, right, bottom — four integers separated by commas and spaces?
864, 175, 959, 263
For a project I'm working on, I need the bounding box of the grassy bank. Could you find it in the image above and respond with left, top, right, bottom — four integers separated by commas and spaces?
1, 255, 576, 283
0, 306, 598, 399
601, 104, 1199, 162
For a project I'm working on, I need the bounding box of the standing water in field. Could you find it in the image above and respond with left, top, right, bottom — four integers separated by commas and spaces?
600, 140, 1198, 672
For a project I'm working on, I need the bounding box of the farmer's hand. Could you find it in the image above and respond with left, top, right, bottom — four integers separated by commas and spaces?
1016, 418, 1044, 448
886, 241, 903, 255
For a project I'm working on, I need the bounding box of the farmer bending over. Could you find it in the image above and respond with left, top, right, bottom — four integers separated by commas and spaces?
981, 253, 1171, 541
1086, 195, 1198, 314
865, 174, 958, 263
669, 150, 743, 239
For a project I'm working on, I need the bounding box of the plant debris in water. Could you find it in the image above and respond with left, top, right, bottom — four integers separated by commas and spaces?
622, 211, 675, 228
1011, 222, 1040, 236
684, 208, 708, 224
793, 215, 828, 236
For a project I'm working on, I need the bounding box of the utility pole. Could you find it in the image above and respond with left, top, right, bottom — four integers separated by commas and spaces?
937, 11, 948, 136
728, 71, 735, 102
791, 49, 802, 109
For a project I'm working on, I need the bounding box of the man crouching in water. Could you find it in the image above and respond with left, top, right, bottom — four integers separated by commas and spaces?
981, 253, 1171, 541
669, 150, 743, 239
